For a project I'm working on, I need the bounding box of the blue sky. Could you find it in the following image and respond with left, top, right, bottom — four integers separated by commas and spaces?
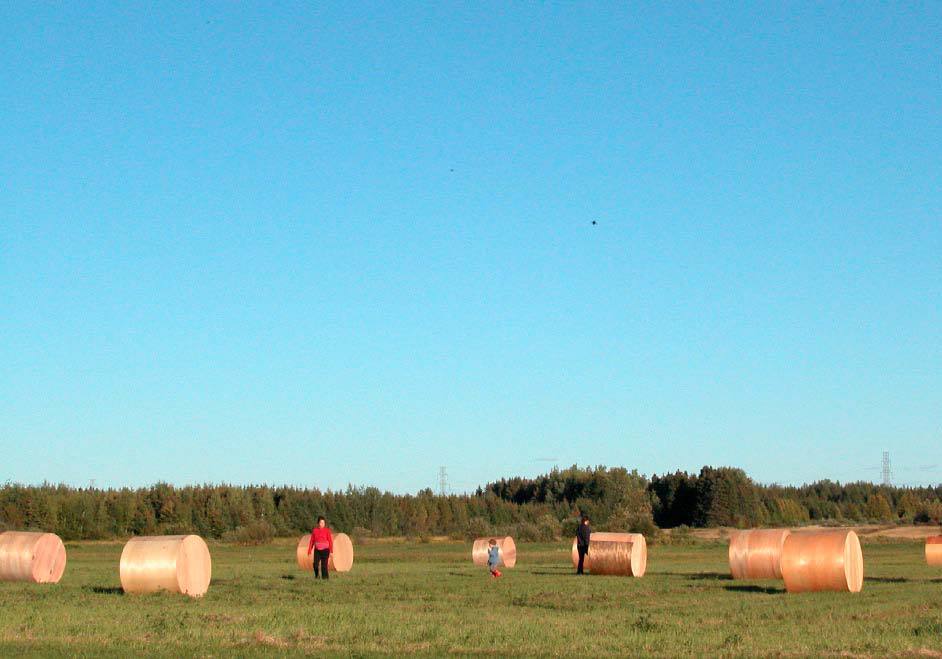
1, 3, 939, 492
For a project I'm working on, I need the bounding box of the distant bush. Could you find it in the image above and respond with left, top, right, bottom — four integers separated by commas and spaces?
560, 517, 579, 539
914, 500, 942, 525
350, 526, 373, 545
511, 522, 542, 542
769, 498, 811, 526
465, 516, 491, 539
662, 524, 694, 545
536, 514, 561, 541
221, 520, 274, 546
629, 515, 660, 539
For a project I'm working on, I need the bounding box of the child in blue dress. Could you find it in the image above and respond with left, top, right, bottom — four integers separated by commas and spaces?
487, 538, 502, 578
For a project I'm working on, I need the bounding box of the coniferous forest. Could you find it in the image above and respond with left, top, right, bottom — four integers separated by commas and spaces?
2, 466, 941, 541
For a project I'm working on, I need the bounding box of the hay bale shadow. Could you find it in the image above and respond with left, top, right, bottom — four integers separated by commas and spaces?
723, 584, 783, 595
866, 576, 909, 583
87, 586, 124, 595
530, 569, 580, 576
686, 572, 733, 581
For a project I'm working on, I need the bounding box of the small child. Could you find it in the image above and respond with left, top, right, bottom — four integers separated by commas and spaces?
487, 538, 502, 578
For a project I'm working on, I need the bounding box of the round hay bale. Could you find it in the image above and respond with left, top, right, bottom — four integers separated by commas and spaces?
295, 533, 355, 573
330, 533, 354, 572
0, 531, 67, 584
780, 530, 863, 593
728, 529, 791, 580
120, 535, 211, 598
925, 536, 942, 566
587, 539, 634, 576
571, 532, 647, 577
471, 536, 516, 568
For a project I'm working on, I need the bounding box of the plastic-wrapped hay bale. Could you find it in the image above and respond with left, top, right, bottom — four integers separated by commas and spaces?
471, 537, 517, 568
0, 531, 67, 584
571, 532, 647, 577
120, 535, 212, 597
926, 536, 942, 566
780, 530, 863, 593
330, 533, 354, 572
728, 529, 791, 580
296, 533, 355, 572
587, 540, 634, 576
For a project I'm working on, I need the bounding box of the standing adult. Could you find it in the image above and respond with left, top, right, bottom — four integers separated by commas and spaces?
575, 515, 591, 575
306, 516, 334, 580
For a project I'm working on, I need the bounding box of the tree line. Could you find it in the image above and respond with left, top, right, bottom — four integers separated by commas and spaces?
0, 482, 565, 542
2, 465, 941, 541
487, 465, 942, 529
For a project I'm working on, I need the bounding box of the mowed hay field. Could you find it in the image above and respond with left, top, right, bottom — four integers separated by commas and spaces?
3, 539, 942, 656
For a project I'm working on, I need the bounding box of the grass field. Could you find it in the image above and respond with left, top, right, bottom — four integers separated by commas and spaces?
2, 538, 942, 656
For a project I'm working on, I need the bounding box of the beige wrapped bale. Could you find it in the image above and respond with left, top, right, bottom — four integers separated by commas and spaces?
471, 536, 517, 568
296, 532, 355, 573
587, 540, 634, 576
0, 532, 67, 584
780, 530, 863, 593
331, 533, 354, 572
926, 536, 942, 566
728, 529, 791, 580
120, 535, 211, 597
571, 532, 647, 577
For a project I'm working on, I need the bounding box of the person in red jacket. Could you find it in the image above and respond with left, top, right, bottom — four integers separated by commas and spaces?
306, 516, 334, 580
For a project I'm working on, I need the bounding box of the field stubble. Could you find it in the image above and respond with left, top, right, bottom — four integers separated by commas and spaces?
1, 539, 942, 656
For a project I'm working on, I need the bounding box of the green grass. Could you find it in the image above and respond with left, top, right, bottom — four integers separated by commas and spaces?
2, 539, 942, 656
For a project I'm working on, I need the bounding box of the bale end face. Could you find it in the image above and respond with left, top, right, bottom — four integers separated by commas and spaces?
177, 535, 212, 597
330, 533, 355, 572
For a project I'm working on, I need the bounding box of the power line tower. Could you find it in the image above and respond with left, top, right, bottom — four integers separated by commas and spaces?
881, 451, 892, 486
438, 466, 448, 496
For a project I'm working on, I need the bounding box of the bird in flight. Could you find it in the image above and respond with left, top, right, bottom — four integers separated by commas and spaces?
591, 220, 597, 226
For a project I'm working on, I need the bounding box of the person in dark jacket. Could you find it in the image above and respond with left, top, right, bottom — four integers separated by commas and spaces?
576, 515, 591, 575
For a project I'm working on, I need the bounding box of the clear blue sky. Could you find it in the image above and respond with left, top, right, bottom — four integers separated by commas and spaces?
1, 3, 939, 492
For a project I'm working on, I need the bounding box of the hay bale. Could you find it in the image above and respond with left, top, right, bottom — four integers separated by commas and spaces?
120, 535, 211, 597
925, 536, 942, 566
471, 536, 517, 568
780, 530, 863, 593
0, 531, 67, 584
295, 532, 355, 573
587, 539, 634, 576
571, 532, 647, 577
728, 529, 791, 580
